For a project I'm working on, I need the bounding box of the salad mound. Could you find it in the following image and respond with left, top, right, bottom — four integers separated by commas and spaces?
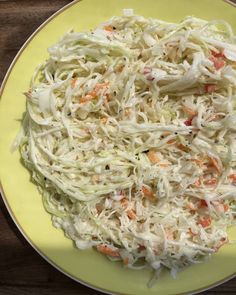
16, 10, 236, 282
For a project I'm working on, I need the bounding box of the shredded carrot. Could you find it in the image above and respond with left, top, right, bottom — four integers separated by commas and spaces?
79, 96, 92, 104
198, 216, 211, 228
223, 204, 229, 212
229, 174, 236, 180
147, 150, 169, 167
120, 198, 128, 208
80, 85, 107, 102
159, 163, 170, 168
79, 82, 111, 104
177, 144, 190, 152
96, 244, 120, 258
94, 82, 109, 91
115, 64, 125, 72
147, 150, 160, 164
167, 139, 176, 144
209, 157, 221, 174
96, 203, 103, 214
182, 106, 197, 116
142, 186, 155, 201
104, 25, 113, 32
87, 90, 97, 98
127, 209, 136, 220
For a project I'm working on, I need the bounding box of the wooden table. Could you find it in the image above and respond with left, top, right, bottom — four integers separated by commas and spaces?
0, 1, 236, 294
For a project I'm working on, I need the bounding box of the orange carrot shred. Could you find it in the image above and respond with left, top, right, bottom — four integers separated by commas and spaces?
104, 25, 113, 32
95, 203, 103, 214
96, 244, 120, 258
159, 163, 170, 168
142, 186, 155, 201
209, 157, 221, 174
198, 216, 211, 228
115, 64, 125, 72
87, 90, 97, 98
100, 117, 108, 124
223, 204, 229, 212
94, 82, 109, 91
167, 139, 176, 145
182, 106, 197, 116
127, 209, 136, 220
177, 144, 190, 152
79, 96, 90, 104
147, 150, 160, 164
120, 198, 128, 208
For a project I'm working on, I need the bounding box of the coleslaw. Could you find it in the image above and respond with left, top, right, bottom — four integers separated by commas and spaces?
15, 10, 236, 284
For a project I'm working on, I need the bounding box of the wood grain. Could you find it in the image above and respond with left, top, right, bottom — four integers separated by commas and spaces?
0, 1, 236, 294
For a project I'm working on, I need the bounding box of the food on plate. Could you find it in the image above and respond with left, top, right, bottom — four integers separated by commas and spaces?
14, 9, 236, 283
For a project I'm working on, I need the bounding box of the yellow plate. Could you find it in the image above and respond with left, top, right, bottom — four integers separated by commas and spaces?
0, 0, 236, 294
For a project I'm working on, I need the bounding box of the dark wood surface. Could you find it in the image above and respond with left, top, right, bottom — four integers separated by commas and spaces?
0, 1, 236, 294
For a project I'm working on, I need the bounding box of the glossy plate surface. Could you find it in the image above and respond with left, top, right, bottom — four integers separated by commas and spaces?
0, 0, 236, 294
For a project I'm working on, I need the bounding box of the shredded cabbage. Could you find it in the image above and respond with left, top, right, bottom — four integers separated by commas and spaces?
16, 11, 236, 284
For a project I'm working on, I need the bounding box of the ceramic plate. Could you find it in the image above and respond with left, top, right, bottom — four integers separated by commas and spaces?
0, 0, 236, 294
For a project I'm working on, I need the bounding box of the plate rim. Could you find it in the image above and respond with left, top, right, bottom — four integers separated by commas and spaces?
0, 0, 235, 294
